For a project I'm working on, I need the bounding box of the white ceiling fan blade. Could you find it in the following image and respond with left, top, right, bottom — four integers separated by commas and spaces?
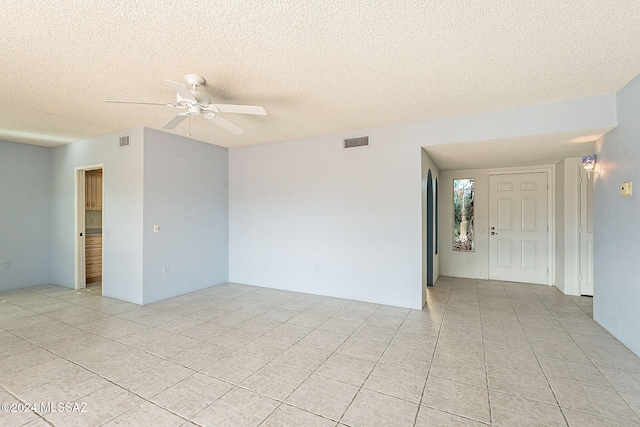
166, 80, 198, 103
161, 114, 189, 130
213, 104, 267, 115
207, 114, 245, 135
106, 100, 171, 106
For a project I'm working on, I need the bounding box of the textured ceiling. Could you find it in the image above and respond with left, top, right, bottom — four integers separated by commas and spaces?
425, 129, 612, 171
1, 1, 639, 149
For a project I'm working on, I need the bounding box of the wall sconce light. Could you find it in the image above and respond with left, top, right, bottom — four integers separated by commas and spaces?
582, 155, 599, 177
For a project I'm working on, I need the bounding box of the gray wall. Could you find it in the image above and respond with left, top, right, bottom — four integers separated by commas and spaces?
594, 74, 640, 355
51, 129, 145, 304
0, 141, 52, 290
142, 128, 229, 304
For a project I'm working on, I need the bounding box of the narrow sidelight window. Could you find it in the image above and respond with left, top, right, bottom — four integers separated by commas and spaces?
453, 179, 474, 252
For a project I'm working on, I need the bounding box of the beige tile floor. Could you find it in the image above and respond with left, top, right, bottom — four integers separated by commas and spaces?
1, 277, 640, 426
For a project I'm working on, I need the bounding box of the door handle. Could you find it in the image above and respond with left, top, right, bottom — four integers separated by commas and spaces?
491, 231, 498, 235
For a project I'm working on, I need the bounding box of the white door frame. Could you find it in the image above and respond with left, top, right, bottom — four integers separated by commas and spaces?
486, 166, 554, 286
579, 167, 594, 296
74, 164, 104, 290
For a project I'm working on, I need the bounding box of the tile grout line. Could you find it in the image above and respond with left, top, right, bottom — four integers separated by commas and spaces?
0, 285, 307, 426
155, 293, 337, 425
0, 382, 56, 427
412, 279, 449, 427
223, 306, 338, 426
191, 298, 389, 425
247, 301, 403, 425
336, 307, 412, 426
16, 290, 312, 425
4, 286, 353, 425
536, 288, 640, 425
2, 323, 210, 427
477, 279, 494, 426
508, 284, 570, 427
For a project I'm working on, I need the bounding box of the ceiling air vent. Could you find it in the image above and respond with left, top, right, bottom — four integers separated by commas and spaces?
118, 134, 131, 149
343, 135, 369, 149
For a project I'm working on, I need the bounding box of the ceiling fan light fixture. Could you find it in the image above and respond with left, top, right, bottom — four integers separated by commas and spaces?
188, 105, 202, 115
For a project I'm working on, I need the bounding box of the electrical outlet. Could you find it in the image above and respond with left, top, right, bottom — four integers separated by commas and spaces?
314, 263, 319, 272
3, 261, 10, 269
162, 265, 169, 274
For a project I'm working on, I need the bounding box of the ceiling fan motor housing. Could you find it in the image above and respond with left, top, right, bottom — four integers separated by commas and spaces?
177, 90, 212, 107
184, 74, 205, 87
188, 105, 202, 115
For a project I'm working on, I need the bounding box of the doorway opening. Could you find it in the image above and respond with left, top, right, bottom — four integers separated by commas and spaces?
426, 169, 434, 287
75, 165, 104, 293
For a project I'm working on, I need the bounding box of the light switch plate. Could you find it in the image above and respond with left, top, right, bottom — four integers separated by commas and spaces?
153, 224, 160, 233
621, 182, 633, 196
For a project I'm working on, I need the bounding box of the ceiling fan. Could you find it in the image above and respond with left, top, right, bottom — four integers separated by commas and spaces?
106, 74, 266, 135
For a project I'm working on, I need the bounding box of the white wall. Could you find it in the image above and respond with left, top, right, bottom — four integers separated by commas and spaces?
555, 157, 582, 295
555, 160, 566, 291
142, 129, 229, 304
421, 149, 440, 305
439, 168, 490, 279
229, 95, 616, 309
594, 74, 640, 356
51, 128, 145, 304
0, 141, 52, 290
229, 132, 423, 308
408, 95, 615, 145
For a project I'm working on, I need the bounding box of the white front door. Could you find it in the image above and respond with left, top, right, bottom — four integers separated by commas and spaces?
580, 168, 594, 296
489, 172, 549, 284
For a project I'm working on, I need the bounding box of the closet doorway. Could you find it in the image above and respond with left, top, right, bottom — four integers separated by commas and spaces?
75, 165, 104, 293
